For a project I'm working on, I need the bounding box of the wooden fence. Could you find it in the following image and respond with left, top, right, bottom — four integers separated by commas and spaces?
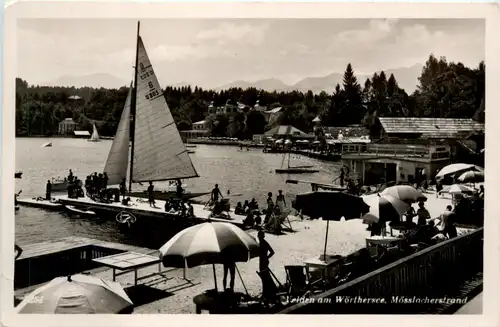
280, 228, 483, 314
14, 245, 125, 289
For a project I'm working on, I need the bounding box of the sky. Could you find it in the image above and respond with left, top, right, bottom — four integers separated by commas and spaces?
17, 18, 485, 88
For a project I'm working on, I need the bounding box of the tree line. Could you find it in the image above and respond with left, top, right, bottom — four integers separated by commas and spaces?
15, 54, 485, 139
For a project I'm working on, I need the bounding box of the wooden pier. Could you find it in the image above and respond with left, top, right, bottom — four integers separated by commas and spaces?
17, 194, 246, 228
15, 236, 158, 290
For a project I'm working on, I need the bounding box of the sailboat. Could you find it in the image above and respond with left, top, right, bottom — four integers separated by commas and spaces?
87, 124, 100, 142
103, 22, 209, 201
275, 151, 319, 174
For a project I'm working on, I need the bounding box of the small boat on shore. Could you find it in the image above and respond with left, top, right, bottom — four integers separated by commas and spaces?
15, 172, 23, 179
65, 205, 97, 218
188, 150, 195, 154
275, 151, 319, 174
185, 144, 197, 148
51, 178, 69, 192
87, 124, 100, 142
41, 142, 52, 148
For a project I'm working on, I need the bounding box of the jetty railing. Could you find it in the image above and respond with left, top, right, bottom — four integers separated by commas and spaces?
15, 245, 126, 289
279, 228, 483, 314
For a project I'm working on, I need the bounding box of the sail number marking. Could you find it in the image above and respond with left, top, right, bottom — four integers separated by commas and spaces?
140, 70, 154, 81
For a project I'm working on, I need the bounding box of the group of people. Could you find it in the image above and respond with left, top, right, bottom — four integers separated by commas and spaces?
236, 190, 287, 231
84, 172, 110, 199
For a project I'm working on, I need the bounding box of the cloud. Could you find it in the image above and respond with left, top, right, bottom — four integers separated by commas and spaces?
196, 22, 269, 46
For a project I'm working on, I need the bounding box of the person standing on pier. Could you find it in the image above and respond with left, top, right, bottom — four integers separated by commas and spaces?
265, 192, 274, 224
339, 167, 345, 187
45, 180, 52, 201
147, 181, 156, 207
119, 178, 127, 199
176, 179, 183, 198
103, 172, 109, 190
211, 184, 223, 203
68, 169, 74, 182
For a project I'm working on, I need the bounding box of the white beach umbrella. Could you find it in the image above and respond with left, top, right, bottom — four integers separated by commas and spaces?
436, 164, 483, 180
440, 184, 474, 195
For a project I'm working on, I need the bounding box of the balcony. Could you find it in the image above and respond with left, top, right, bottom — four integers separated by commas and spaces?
341, 143, 450, 160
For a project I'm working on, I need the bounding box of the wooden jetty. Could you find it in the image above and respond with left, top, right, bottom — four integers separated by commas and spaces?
15, 236, 158, 290
53, 195, 247, 227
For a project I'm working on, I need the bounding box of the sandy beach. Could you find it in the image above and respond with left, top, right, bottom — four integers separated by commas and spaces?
15, 190, 473, 314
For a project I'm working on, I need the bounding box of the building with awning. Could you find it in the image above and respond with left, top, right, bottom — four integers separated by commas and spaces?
264, 125, 313, 140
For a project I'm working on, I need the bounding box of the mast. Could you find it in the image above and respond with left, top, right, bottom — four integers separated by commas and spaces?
129, 21, 140, 192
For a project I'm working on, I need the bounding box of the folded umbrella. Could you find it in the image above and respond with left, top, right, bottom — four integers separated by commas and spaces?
381, 185, 426, 203
16, 274, 133, 314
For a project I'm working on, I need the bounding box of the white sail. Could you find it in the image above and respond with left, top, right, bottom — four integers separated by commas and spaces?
103, 83, 132, 186
132, 37, 198, 182
89, 124, 100, 141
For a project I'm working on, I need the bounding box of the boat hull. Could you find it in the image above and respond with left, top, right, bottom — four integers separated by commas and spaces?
128, 190, 210, 201
65, 205, 97, 217
51, 181, 69, 192
275, 169, 320, 174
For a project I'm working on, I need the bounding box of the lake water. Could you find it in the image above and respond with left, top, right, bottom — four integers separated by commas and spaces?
15, 137, 341, 248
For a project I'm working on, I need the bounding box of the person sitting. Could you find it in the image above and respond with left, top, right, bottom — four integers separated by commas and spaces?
234, 202, 244, 215
249, 198, 258, 210
242, 200, 250, 213
416, 201, 431, 226
243, 211, 255, 227
121, 197, 131, 206
164, 199, 171, 212
187, 202, 194, 218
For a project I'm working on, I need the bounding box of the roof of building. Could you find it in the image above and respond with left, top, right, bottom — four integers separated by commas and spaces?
322, 125, 369, 138
264, 125, 307, 136
74, 131, 90, 136
378, 117, 484, 138
326, 137, 371, 145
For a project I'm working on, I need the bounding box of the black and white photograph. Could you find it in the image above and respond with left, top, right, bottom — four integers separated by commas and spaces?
2, 1, 499, 324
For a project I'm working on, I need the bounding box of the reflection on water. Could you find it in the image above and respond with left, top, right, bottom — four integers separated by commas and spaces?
15, 137, 340, 247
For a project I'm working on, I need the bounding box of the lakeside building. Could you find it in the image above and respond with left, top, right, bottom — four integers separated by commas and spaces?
264, 125, 312, 140
340, 117, 485, 185
58, 118, 78, 135
179, 120, 210, 141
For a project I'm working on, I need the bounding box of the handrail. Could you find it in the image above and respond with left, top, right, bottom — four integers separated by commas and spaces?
279, 227, 483, 313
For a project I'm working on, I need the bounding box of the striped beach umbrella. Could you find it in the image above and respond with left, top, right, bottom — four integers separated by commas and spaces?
16, 274, 133, 314
440, 184, 474, 194
159, 222, 260, 292
362, 194, 410, 224
381, 185, 426, 203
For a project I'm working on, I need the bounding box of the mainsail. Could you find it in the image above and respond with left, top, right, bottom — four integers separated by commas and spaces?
89, 124, 100, 141
132, 36, 198, 182
103, 83, 132, 186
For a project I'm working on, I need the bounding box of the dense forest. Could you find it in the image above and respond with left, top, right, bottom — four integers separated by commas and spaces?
15, 54, 485, 139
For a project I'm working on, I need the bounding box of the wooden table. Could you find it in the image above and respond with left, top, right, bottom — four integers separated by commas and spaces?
365, 236, 403, 256
92, 251, 164, 286
303, 255, 342, 283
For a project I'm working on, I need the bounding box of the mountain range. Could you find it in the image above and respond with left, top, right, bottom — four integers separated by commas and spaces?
42, 63, 423, 94
215, 64, 424, 94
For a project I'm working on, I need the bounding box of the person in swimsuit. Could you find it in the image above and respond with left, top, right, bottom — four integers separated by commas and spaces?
276, 190, 286, 214
211, 184, 223, 203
